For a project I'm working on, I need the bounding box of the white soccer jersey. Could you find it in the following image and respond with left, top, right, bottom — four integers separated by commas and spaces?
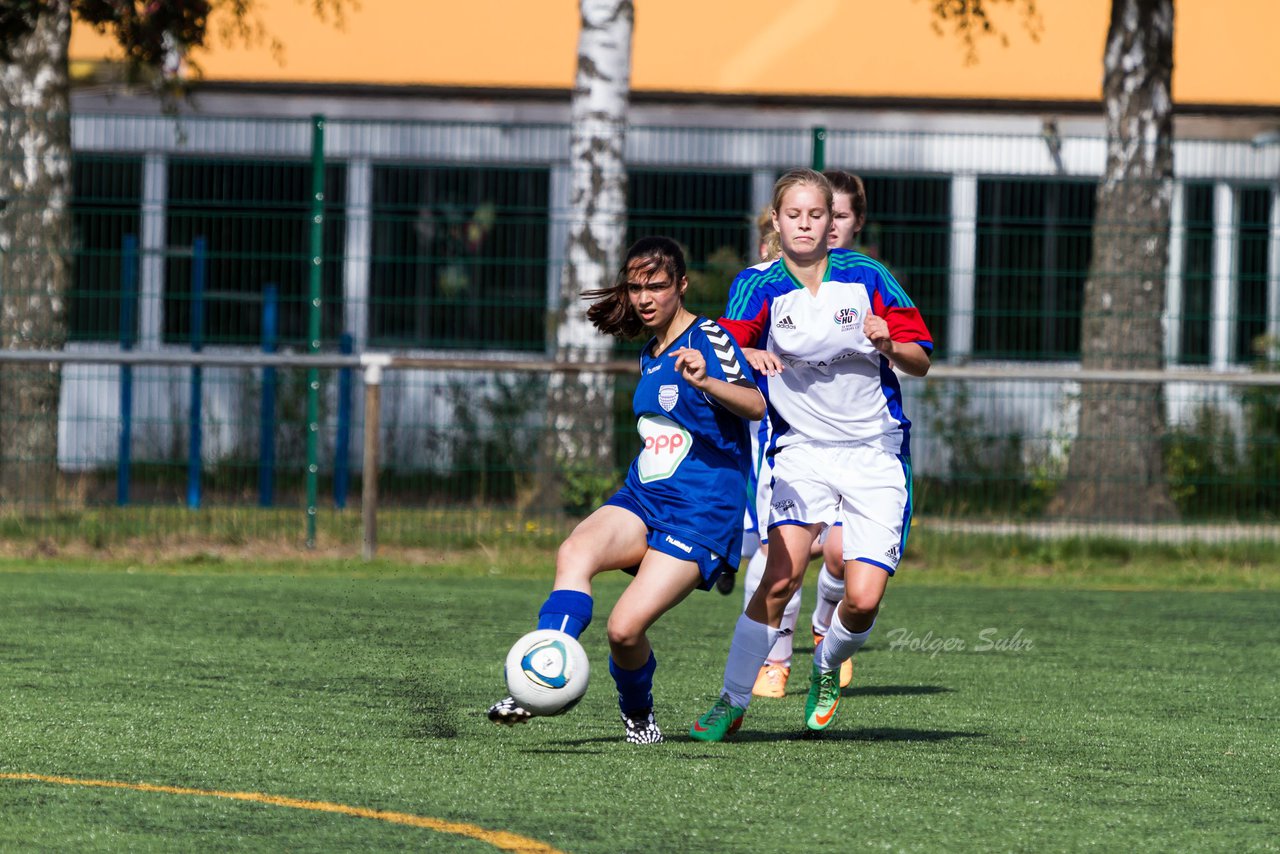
720, 249, 933, 457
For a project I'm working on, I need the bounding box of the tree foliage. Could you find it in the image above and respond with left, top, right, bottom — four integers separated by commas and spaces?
0, 1, 351, 81
0, 0, 352, 507
926, 0, 1043, 63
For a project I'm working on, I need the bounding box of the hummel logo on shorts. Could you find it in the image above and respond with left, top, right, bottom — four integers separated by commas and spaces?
664, 535, 693, 554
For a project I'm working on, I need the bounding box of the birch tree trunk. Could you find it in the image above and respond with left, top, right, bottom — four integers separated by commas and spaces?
0, 2, 72, 507
1048, 0, 1178, 522
535, 0, 633, 513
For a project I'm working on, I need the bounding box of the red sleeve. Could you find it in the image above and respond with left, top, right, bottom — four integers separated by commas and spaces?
872, 292, 933, 350
717, 303, 769, 348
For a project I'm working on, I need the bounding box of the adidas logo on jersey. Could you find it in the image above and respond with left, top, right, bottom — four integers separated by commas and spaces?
884, 544, 900, 563
775, 315, 796, 330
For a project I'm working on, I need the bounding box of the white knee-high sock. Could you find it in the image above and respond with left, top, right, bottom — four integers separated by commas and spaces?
816, 612, 874, 673
723, 612, 785, 708
766, 585, 802, 666
810, 566, 845, 637
741, 547, 767, 610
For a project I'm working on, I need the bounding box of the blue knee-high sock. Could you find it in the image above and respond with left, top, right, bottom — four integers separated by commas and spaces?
536, 589, 593, 639
609, 652, 657, 714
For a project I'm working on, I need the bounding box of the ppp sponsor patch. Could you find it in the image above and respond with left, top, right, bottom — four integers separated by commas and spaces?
637, 413, 692, 483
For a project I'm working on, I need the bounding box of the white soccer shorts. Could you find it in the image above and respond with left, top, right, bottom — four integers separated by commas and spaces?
766, 442, 910, 574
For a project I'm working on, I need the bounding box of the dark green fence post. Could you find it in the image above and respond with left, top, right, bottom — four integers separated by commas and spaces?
306, 115, 326, 547
811, 126, 826, 171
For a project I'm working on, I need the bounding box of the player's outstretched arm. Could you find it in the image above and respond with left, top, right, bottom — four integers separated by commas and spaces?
863, 315, 931, 377
671, 347, 765, 420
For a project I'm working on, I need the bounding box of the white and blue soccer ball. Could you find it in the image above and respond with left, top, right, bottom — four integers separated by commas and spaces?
504, 629, 590, 716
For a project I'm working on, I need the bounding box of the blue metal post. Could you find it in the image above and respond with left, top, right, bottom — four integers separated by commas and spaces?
259, 284, 279, 507
334, 332, 353, 509
187, 237, 206, 510
117, 234, 138, 506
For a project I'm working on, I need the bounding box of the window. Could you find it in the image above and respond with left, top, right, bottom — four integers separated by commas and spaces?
1236, 187, 1273, 363
69, 155, 143, 342
368, 164, 549, 351
859, 176, 951, 358
627, 169, 752, 319
974, 178, 1097, 360
165, 158, 347, 348
1178, 183, 1214, 366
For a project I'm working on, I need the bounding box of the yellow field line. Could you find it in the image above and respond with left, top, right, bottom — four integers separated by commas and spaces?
0, 772, 564, 854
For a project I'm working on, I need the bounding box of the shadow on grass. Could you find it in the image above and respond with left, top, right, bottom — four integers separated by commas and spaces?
842, 684, 953, 698
776, 684, 953, 699
789, 726, 987, 743
681, 726, 987, 745
546, 723, 985, 749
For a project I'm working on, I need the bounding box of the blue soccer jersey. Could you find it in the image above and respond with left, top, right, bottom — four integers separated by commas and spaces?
609, 316, 759, 568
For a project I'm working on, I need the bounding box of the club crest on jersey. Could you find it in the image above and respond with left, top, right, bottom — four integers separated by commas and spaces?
658, 384, 679, 411
834, 307, 860, 330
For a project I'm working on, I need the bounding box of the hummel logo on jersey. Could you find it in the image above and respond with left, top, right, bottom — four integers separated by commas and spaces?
775, 315, 796, 330
699, 319, 751, 387
646, 364, 661, 374
664, 535, 694, 554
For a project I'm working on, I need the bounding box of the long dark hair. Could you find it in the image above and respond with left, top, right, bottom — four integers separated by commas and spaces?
583, 236, 687, 340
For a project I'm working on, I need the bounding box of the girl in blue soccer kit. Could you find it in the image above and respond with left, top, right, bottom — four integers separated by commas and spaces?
488, 236, 764, 744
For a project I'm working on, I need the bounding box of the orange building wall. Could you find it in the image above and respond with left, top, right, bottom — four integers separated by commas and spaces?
70, 0, 1280, 106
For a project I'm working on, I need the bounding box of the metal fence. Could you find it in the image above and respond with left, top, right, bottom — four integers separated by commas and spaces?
1, 112, 1278, 549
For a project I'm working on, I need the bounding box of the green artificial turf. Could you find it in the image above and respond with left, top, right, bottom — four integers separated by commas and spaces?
1, 565, 1276, 852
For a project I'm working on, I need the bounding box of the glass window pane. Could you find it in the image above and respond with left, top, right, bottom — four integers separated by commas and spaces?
1179, 183, 1214, 366
70, 155, 143, 342
368, 164, 549, 351
974, 177, 1096, 360
626, 169, 752, 320
860, 175, 951, 358
1236, 186, 1271, 363
165, 158, 347, 348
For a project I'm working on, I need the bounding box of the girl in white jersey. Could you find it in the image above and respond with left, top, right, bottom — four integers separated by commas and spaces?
808, 169, 871, 689
737, 174, 870, 699
690, 169, 933, 741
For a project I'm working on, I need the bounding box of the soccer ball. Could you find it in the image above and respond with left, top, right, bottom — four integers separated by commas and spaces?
504, 629, 590, 716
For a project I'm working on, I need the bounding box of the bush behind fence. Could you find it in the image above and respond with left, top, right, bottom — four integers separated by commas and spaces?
2, 351, 1278, 550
